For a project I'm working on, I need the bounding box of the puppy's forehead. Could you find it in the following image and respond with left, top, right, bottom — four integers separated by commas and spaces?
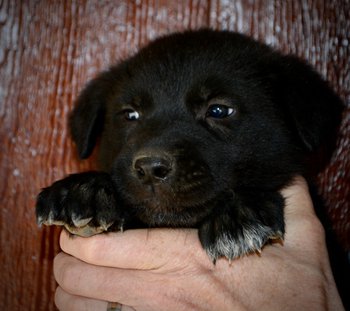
115, 30, 274, 111
123, 37, 264, 95
128, 56, 203, 92
124, 58, 237, 106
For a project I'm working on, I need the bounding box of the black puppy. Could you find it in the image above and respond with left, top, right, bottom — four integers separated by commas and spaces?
36, 29, 343, 261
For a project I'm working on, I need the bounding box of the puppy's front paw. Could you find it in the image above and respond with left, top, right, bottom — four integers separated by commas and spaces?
36, 172, 123, 236
198, 192, 285, 262
199, 217, 283, 262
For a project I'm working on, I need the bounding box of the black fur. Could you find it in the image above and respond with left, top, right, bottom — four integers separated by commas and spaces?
36, 29, 343, 261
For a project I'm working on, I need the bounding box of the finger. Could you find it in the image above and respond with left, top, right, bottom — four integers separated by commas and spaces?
60, 228, 211, 270
54, 252, 164, 307
281, 176, 315, 217
55, 286, 136, 311
55, 286, 107, 311
280, 176, 325, 248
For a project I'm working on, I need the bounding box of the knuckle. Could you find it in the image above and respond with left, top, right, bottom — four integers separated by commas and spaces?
54, 256, 82, 294
298, 214, 327, 252
303, 214, 325, 238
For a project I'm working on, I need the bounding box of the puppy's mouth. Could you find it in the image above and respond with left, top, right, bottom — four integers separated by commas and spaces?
134, 182, 219, 227
115, 168, 219, 227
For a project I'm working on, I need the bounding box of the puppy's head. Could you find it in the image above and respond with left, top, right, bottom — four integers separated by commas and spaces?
70, 29, 343, 226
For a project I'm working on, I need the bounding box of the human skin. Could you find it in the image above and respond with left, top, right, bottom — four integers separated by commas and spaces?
54, 177, 345, 311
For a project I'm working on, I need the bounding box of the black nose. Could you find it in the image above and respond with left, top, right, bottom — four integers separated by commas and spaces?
133, 156, 172, 183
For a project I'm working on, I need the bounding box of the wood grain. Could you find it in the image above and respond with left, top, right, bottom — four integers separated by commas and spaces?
0, 0, 349, 309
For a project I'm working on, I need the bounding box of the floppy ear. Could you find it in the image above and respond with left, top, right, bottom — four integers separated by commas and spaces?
274, 55, 344, 152
69, 69, 118, 159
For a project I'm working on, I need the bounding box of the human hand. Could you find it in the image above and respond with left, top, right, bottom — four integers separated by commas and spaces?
54, 177, 344, 311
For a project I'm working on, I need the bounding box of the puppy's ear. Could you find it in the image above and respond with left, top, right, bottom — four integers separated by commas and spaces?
69, 69, 117, 159
274, 55, 344, 152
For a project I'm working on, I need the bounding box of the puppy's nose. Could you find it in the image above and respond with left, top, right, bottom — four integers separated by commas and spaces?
134, 156, 172, 183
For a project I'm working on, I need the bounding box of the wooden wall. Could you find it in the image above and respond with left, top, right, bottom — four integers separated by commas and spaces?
0, 1, 349, 309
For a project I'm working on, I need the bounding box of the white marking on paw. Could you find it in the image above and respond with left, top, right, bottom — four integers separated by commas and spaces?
206, 223, 281, 261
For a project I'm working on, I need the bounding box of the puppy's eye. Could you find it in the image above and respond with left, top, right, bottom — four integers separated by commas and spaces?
206, 105, 235, 119
124, 109, 140, 121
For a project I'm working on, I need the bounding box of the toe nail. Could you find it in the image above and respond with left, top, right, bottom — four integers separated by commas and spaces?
72, 216, 93, 227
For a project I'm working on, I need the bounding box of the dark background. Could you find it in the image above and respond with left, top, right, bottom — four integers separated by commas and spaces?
0, 1, 349, 310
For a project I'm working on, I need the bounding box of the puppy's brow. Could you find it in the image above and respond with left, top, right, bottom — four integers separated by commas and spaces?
119, 91, 152, 108
198, 86, 212, 100
188, 76, 231, 105
131, 95, 142, 108
186, 85, 210, 108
